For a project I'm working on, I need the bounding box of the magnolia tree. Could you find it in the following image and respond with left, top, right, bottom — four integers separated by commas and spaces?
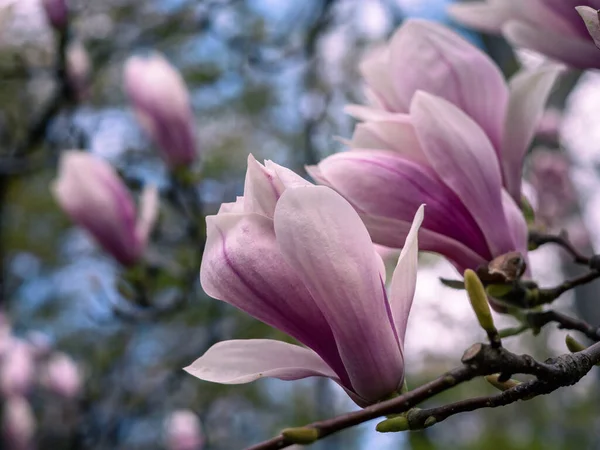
3, 0, 600, 449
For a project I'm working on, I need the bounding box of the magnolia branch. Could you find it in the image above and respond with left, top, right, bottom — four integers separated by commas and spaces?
529, 230, 592, 267
527, 310, 600, 341
246, 342, 600, 450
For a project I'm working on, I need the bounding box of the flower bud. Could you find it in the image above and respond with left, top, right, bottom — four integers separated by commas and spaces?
52, 151, 159, 266
41, 0, 68, 30
281, 427, 319, 444
66, 41, 91, 101
164, 410, 204, 450
40, 353, 82, 399
2, 397, 35, 450
0, 340, 34, 397
376, 415, 409, 433
124, 53, 197, 168
464, 269, 496, 334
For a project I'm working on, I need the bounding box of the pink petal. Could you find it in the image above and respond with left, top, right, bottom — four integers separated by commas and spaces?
501, 190, 528, 258
361, 214, 487, 273
314, 150, 490, 259
502, 64, 562, 201
389, 205, 423, 344
359, 45, 403, 111
274, 186, 403, 403
185, 339, 338, 383
411, 92, 515, 257
503, 20, 600, 69
447, 0, 515, 33
388, 19, 508, 152
199, 212, 348, 381
347, 117, 428, 165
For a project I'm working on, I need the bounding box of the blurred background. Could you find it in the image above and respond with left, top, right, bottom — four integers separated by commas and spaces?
1, 0, 600, 449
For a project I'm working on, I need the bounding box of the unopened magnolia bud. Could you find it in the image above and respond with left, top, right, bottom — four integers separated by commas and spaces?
0, 340, 34, 397
41, 353, 82, 399
124, 53, 198, 168
376, 415, 409, 433
42, 0, 68, 30
2, 396, 35, 450
464, 270, 496, 333
565, 335, 587, 353
51, 152, 158, 266
486, 374, 522, 391
281, 427, 319, 444
66, 41, 91, 101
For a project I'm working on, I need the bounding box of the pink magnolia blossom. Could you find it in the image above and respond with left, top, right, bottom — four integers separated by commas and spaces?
186, 156, 424, 406
0, 340, 34, 398
307, 20, 559, 272
40, 353, 82, 399
66, 41, 91, 101
41, 0, 67, 30
2, 396, 35, 450
124, 53, 198, 168
164, 410, 204, 450
52, 151, 158, 266
449, 1, 600, 69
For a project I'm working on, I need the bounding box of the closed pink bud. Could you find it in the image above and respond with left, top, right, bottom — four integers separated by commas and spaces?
51, 151, 159, 266
41, 0, 67, 30
124, 53, 198, 168
66, 41, 91, 101
40, 353, 81, 399
1, 340, 34, 397
164, 410, 204, 450
2, 397, 35, 450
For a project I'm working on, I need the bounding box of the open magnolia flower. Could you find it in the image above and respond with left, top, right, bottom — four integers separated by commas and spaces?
307, 20, 553, 273
186, 155, 424, 406
52, 151, 158, 266
449, 0, 600, 69
341, 19, 561, 204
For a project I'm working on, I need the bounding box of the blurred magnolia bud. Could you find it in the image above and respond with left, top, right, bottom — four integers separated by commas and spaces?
124, 53, 198, 168
41, 0, 67, 30
1, 340, 34, 397
164, 410, 204, 450
40, 353, 81, 399
2, 396, 35, 450
66, 41, 91, 101
52, 151, 159, 266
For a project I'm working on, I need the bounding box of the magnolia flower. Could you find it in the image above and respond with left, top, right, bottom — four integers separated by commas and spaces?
52, 151, 158, 266
2, 397, 35, 450
66, 41, 91, 101
344, 19, 561, 203
0, 340, 34, 397
577, 6, 600, 49
41, 0, 67, 30
40, 353, 82, 399
448, 1, 600, 69
186, 156, 424, 406
164, 410, 204, 450
124, 53, 198, 168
